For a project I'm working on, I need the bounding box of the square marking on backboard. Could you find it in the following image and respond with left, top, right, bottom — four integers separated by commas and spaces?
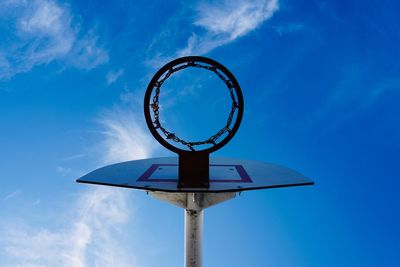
137, 164, 252, 183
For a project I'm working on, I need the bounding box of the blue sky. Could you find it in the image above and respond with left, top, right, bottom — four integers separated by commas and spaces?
1, 0, 399, 266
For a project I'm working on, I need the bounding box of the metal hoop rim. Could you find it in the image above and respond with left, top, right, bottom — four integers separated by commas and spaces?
144, 56, 244, 154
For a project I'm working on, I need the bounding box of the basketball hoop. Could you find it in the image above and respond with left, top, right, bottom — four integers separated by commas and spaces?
78, 56, 313, 267
144, 56, 244, 188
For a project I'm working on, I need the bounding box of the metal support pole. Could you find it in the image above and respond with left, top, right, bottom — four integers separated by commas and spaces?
149, 191, 236, 267
185, 208, 203, 267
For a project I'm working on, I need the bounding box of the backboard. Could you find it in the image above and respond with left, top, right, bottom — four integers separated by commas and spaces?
77, 157, 314, 193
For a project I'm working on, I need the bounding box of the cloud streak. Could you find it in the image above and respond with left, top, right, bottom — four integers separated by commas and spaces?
0, 0, 108, 79
178, 0, 279, 56
2, 187, 137, 267
1, 104, 157, 266
97, 104, 157, 164
106, 69, 124, 85
3, 189, 23, 202
146, 0, 279, 66
1, 98, 155, 267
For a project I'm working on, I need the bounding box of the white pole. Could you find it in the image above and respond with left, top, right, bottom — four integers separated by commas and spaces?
184, 203, 203, 267
150, 192, 235, 267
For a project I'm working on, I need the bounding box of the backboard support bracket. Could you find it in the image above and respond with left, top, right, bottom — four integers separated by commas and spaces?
178, 152, 210, 188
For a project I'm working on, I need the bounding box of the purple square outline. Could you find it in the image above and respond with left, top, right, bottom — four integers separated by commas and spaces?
137, 164, 252, 183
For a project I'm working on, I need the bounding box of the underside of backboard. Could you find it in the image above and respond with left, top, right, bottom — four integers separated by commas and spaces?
77, 157, 314, 193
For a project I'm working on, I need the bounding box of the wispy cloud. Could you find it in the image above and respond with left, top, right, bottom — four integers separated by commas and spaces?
97, 104, 157, 164
1, 93, 155, 267
146, 0, 279, 66
0, 0, 108, 79
0, 101, 157, 266
61, 153, 86, 161
178, 0, 279, 56
56, 165, 74, 177
2, 187, 138, 267
3, 189, 23, 202
106, 69, 124, 85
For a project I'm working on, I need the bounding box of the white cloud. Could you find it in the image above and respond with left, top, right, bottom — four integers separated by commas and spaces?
0, 0, 108, 79
146, 0, 279, 65
97, 105, 157, 164
68, 30, 109, 70
106, 69, 124, 85
61, 153, 86, 161
195, 0, 278, 38
1, 98, 155, 266
178, 0, 279, 56
2, 187, 138, 267
3, 189, 23, 201
56, 165, 74, 177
